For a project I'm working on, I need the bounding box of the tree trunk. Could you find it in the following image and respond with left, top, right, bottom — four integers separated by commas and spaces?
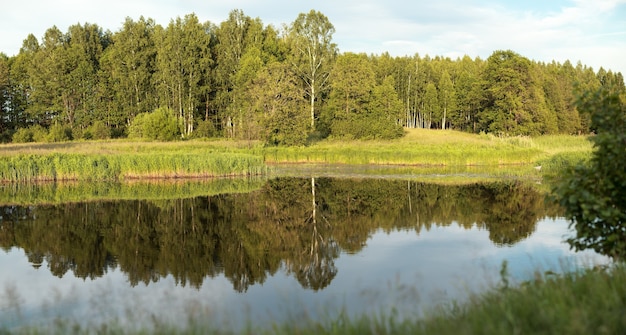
310, 79, 316, 129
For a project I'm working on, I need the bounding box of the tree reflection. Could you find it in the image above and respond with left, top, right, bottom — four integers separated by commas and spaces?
0, 178, 557, 291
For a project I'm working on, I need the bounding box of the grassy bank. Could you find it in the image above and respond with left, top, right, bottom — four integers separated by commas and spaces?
0, 129, 592, 182
2, 264, 623, 334
257, 129, 592, 168
0, 151, 268, 182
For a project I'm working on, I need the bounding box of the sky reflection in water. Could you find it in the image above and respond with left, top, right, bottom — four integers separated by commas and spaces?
0, 178, 610, 331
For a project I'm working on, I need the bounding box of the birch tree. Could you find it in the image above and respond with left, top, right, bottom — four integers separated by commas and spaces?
288, 10, 337, 130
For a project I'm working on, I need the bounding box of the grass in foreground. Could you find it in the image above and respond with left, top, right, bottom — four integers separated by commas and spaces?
2, 264, 624, 335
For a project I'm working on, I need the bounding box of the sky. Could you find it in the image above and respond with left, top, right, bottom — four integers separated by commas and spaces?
1, 0, 625, 74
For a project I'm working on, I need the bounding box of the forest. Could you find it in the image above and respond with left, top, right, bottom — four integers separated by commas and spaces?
0, 9, 625, 145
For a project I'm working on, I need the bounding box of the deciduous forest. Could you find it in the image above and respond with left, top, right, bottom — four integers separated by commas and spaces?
0, 9, 624, 145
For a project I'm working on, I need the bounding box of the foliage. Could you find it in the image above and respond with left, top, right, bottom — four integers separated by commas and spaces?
128, 107, 180, 141
2, 11, 624, 144
326, 54, 403, 140
0, 178, 552, 288
46, 123, 72, 142
189, 119, 217, 139
288, 9, 337, 130
11, 127, 33, 143
554, 86, 626, 258
249, 62, 308, 146
84, 120, 111, 140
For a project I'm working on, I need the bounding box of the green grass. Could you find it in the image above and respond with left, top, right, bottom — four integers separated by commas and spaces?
257, 129, 593, 167
2, 264, 624, 335
0, 130, 593, 182
0, 151, 268, 182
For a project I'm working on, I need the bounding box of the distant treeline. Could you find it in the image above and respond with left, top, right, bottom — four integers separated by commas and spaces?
0, 9, 624, 144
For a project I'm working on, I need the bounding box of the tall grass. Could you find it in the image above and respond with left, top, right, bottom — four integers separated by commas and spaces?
256, 129, 590, 166
0, 131, 593, 182
0, 152, 268, 182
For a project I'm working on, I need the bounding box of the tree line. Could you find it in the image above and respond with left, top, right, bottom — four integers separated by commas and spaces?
0, 9, 624, 145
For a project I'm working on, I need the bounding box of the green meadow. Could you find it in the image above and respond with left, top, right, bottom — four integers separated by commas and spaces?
0, 129, 593, 182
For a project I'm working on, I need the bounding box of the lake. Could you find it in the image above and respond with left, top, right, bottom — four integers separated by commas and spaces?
0, 169, 609, 332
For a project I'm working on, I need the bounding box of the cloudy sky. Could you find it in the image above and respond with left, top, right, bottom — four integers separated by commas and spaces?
1, 0, 625, 74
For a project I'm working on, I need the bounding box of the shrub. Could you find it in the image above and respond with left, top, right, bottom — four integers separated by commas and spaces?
12, 125, 49, 143
128, 107, 180, 141
12, 128, 33, 143
190, 119, 217, 139
88, 121, 111, 140
553, 86, 626, 258
47, 123, 72, 142
31, 125, 48, 142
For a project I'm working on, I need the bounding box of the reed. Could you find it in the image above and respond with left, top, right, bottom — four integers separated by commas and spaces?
0, 130, 593, 182
0, 152, 268, 182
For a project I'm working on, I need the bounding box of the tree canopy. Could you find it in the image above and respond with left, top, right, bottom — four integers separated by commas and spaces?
554, 86, 626, 258
1, 10, 624, 145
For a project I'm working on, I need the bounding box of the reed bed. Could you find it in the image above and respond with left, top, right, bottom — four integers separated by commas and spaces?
0, 130, 593, 182
0, 152, 268, 182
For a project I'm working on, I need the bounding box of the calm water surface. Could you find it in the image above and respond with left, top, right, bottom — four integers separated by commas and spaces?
0, 175, 609, 331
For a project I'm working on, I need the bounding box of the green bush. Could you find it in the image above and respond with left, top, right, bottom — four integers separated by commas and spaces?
553, 86, 626, 258
88, 121, 111, 140
31, 124, 48, 142
11, 125, 49, 143
190, 119, 217, 139
330, 113, 403, 140
12, 128, 33, 143
47, 123, 72, 142
128, 107, 180, 141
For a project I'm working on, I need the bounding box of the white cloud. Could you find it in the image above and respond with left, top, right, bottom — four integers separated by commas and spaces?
1, 0, 624, 74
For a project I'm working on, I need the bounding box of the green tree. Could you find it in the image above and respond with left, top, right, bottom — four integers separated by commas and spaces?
214, 10, 264, 138
229, 46, 264, 141
0, 54, 10, 139
422, 82, 438, 129
28, 26, 66, 126
63, 23, 107, 131
326, 53, 375, 139
100, 17, 158, 128
437, 70, 456, 130
543, 61, 581, 134
554, 86, 626, 258
248, 62, 307, 146
453, 55, 484, 132
288, 10, 337, 130
6, 36, 40, 133
155, 14, 211, 138
368, 75, 404, 138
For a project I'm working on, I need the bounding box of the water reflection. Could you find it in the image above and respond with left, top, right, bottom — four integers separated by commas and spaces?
0, 178, 561, 292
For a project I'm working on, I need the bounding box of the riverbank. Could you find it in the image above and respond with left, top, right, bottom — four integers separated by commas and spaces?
0, 129, 592, 182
